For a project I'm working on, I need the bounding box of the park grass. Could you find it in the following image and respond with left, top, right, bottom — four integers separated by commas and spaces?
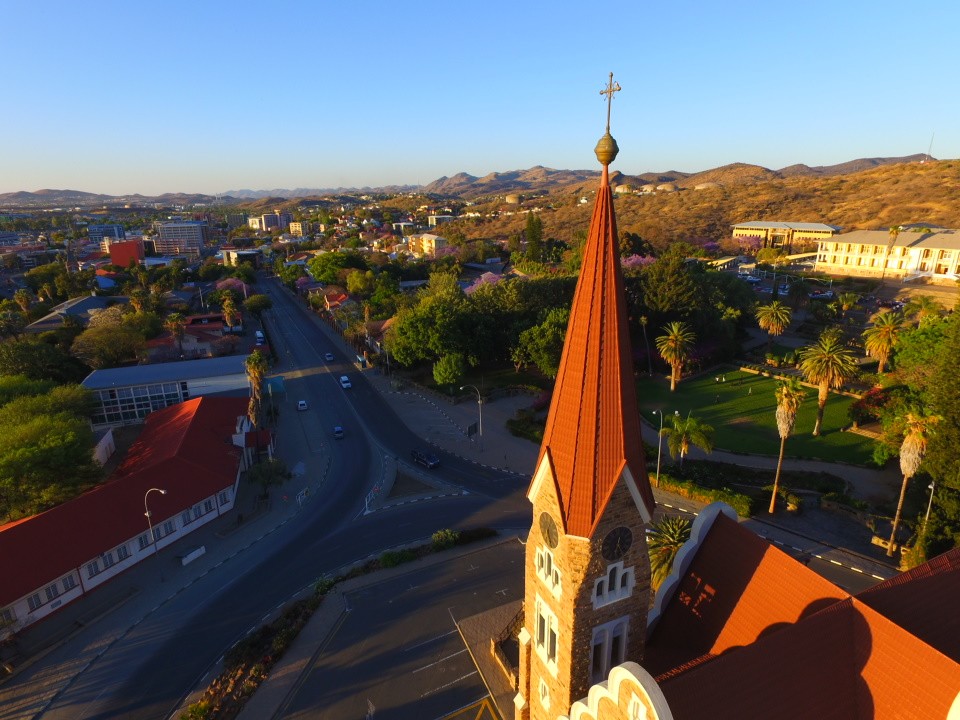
637, 368, 877, 466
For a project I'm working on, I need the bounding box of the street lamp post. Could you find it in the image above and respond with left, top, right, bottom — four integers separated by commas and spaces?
653, 410, 664, 488
460, 385, 483, 452
922, 480, 936, 539
144, 487, 167, 580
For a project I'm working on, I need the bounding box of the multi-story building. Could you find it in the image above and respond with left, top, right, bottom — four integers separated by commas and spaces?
289, 221, 312, 237
732, 221, 839, 251
407, 232, 448, 257
814, 228, 960, 283
258, 211, 293, 233
88, 224, 126, 246
156, 221, 207, 256
428, 214, 455, 227
107, 238, 145, 267
225, 212, 248, 229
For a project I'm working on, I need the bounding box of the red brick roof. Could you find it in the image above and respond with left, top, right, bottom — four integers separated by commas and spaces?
533, 165, 653, 537
856, 545, 960, 662
645, 511, 846, 678
0, 397, 247, 606
648, 512, 960, 719
660, 597, 960, 720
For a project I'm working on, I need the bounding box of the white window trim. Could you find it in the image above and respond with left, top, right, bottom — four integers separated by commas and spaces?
535, 546, 562, 598
538, 678, 551, 710
592, 561, 635, 609
533, 594, 559, 677
590, 616, 630, 685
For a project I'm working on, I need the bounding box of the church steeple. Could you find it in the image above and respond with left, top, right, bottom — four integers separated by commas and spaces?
516, 75, 654, 720
529, 74, 654, 537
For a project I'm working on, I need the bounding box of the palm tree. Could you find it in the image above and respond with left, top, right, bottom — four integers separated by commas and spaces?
862, 310, 905, 374
904, 295, 942, 326
887, 412, 938, 557
786, 278, 811, 309
245, 350, 268, 428
12, 289, 32, 313
769, 378, 806, 513
640, 315, 653, 376
836, 292, 860, 318
661, 412, 714, 467
648, 516, 692, 590
164, 312, 186, 356
755, 301, 792, 351
798, 329, 858, 436
221, 294, 240, 330
129, 288, 149, 314
655, 321, 696, 392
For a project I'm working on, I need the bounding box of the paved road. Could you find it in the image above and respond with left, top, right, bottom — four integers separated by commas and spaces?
278, 542, 525, 720
3, 280, 526, 720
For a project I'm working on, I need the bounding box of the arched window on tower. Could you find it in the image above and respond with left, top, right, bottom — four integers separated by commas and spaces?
592, 561, 635, 609
590, 617, 629, 684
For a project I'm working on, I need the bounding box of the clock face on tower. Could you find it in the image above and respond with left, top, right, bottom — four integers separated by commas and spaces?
601, 526, 633, 562
539, 512, 559, 549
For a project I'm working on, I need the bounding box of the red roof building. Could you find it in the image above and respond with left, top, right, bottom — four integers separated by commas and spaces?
0, 397, 251, 635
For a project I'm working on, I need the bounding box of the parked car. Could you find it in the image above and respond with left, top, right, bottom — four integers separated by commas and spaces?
741, 275, 762, 284
324, 352, 334, 361
339, 375, 352, 389
297, 400, 308, 411
411, 449, 440, 469
809, 290, 835, 300
333, 425, 344, 439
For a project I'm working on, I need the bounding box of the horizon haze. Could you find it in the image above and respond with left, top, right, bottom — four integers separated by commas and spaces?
3, 0, 957, 196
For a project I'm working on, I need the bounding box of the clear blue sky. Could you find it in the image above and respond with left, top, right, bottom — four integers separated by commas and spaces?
3, 0, 956, 196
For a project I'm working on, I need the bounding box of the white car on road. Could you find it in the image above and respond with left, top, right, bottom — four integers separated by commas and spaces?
339, 375, 352, 389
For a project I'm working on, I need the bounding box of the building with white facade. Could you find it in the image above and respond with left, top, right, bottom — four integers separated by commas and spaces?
732, 221, 840, 251
82, 354, 251, 427
0, 397, 252, 637
813, 228, 960, 283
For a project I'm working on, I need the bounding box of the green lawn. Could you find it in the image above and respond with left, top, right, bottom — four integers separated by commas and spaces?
637, 369, 877, 465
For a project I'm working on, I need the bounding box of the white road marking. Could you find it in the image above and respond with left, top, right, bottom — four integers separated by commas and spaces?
412, 649, 467, 673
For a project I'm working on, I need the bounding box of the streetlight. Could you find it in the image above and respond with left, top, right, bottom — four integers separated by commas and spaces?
652, 410, 664, 487
460, 385, 483, 452
144, 487, 167, 579
922, 480, 936, 539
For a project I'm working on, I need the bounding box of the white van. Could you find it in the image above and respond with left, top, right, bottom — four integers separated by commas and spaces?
255, 330, 265, 345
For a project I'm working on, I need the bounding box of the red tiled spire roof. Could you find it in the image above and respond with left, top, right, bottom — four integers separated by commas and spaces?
532, 158, 654, 537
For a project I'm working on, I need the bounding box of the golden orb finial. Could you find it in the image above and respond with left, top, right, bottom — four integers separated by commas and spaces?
596, 73, 622, 166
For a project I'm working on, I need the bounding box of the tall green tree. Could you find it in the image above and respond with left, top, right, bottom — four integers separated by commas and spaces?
164, 312, 187, 355
12, 289, 32, 313
244, 350, 268, 428
243, 294, 273, 319
655, 321, 696, 392
770, 379, 806, 513
70, 325, 145, 369
888, 412, 938, 557
798, 329, 858, 436
513, 307, 569, 378
862, 310, 905, 374
525, 212, 543, 262
432, 353, 465, 389
246, 458, 289, 499
755, 301, 792, 350
904, 294, 942, 327
661, 412, 714, 467
647, 516, 692, 590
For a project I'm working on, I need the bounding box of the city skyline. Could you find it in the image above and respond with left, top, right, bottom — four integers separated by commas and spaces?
3, 0, 957, 196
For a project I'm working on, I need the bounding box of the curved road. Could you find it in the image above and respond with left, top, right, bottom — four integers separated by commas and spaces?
30, 278, 528, 720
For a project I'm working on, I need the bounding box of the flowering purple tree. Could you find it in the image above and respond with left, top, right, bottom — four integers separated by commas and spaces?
622, 254, 656, 269
464, 272, 502, 295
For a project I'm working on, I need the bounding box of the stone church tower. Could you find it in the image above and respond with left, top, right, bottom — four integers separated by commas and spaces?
515, 79, 655, 720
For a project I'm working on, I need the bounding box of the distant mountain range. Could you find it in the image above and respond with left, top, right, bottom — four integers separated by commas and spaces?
0, 154, 935, 208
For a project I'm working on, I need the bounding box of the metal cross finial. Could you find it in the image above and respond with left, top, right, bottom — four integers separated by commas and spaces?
600, 72, 621, 132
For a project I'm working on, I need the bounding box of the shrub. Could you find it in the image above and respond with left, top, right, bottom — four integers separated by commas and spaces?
380, 549, 417, 568
456, 527, 497, 545
655, 473, 756, 517
432, 528, 460, 550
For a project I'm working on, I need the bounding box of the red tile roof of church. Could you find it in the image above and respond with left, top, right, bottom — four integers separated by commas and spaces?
856, 545, 960, 663
645, 510, 846, 678
648, 512, 960, 719
534, 165, 653, 537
